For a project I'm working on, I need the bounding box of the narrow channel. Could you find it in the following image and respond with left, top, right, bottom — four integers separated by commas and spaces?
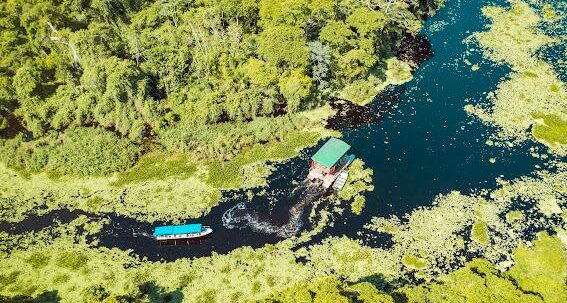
1, 0, 548, 262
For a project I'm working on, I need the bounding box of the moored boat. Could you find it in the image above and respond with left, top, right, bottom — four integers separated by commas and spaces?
308, 138, 355, 189
153, 223, 212, 241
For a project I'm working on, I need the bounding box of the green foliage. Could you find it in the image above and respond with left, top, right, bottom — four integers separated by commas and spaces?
531, 113, 567, 147
0, 0, 428, 145
309, 42, 331, 89
0, 0, 432, 179
206, 131, 320, 188
112, 153, 197, 186
278, 71, 312, 112
48, 128, 139, 176
345, 8, 387, 37
471, 221, 489, 245
241, 58, 279, 86
402, 255, 428, 270
509, 233, 567, 303
158, 114, 306, 161
0, 127, 139, 176
258, 25, 309, 69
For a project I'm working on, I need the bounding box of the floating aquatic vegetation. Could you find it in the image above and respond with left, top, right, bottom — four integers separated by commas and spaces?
508, 232, 567, 302
402, 254, 428, 270
333, 159, 374, 215
506, 210, 524, 223
365, 162, 566, 280
531, 113, 567, 149
467, 0, 567, 155
1, 165, 563, 302
471, 221, 489, 245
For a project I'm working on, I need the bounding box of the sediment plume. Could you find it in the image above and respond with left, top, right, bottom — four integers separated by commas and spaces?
222, 179, 326, 237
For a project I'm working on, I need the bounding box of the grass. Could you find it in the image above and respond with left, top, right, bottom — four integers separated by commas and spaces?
471, 221, 489, 245
531, 113, 567, 148
206, 131, 320, 189
0, 162, 222, 223
111, 152, 198, 186
0, 129, 323, 223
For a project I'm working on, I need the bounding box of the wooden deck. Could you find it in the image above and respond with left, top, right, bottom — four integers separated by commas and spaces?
308, 163, 348, 189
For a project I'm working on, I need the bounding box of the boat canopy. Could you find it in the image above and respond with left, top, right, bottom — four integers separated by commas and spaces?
153, 223, 202, 237
311, 138, 351, 168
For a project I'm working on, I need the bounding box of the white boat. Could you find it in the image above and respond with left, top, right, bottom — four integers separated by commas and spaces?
153, 223, 213, 241
332, 171, 349, 191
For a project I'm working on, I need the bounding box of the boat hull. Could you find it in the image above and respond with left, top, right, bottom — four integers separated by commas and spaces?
308, 154, 355, 189
154, 227, 213, 241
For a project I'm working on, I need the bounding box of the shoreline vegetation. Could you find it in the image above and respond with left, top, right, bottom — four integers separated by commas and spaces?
1, 163, 564, 302
1, 0, 567, 303
0, 0, 441, 223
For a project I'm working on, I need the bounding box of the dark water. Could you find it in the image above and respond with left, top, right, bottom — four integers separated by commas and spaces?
2, 0, 553, 261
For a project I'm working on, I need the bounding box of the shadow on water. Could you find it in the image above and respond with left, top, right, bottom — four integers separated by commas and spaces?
396, 34, 434, 66
326, 87, 404, 132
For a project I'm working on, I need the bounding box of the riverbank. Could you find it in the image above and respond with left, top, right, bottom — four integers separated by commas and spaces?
0, 105, 336, 223
1, 0, 565, 302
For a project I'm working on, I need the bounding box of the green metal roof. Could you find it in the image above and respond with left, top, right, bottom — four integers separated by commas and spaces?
311, 138, 351, 168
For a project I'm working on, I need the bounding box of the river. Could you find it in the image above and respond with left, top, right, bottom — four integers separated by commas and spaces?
1, 0, 549, 261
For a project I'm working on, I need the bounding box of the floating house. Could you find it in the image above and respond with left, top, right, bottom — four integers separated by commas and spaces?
153, 223, 212, 242
308, 138, 355, 189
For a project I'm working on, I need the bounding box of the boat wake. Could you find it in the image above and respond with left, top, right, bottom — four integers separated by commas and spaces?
222, 179, 326, 237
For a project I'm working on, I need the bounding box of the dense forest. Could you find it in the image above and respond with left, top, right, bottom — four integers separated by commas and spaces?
0, 0, 442, 176
1, 0, 566, 302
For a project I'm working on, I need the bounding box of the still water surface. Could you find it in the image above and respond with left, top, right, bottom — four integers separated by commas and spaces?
2, 0, 548, 261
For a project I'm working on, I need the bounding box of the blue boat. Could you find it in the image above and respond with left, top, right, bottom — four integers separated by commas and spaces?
153, 223, 212, 241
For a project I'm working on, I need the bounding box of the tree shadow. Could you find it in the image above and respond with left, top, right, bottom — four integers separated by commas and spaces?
353, 273, 393, 293
0, 290, 60, 303
354, 273, 412, 303
138, 281, 184, 303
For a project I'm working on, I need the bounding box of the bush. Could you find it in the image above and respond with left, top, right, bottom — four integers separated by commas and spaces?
0, 127, 139, 177
46, 128, 139, 176
55, 252, 89, 269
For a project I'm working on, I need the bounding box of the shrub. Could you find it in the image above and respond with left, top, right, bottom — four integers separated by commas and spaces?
46, 127, 139, 176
